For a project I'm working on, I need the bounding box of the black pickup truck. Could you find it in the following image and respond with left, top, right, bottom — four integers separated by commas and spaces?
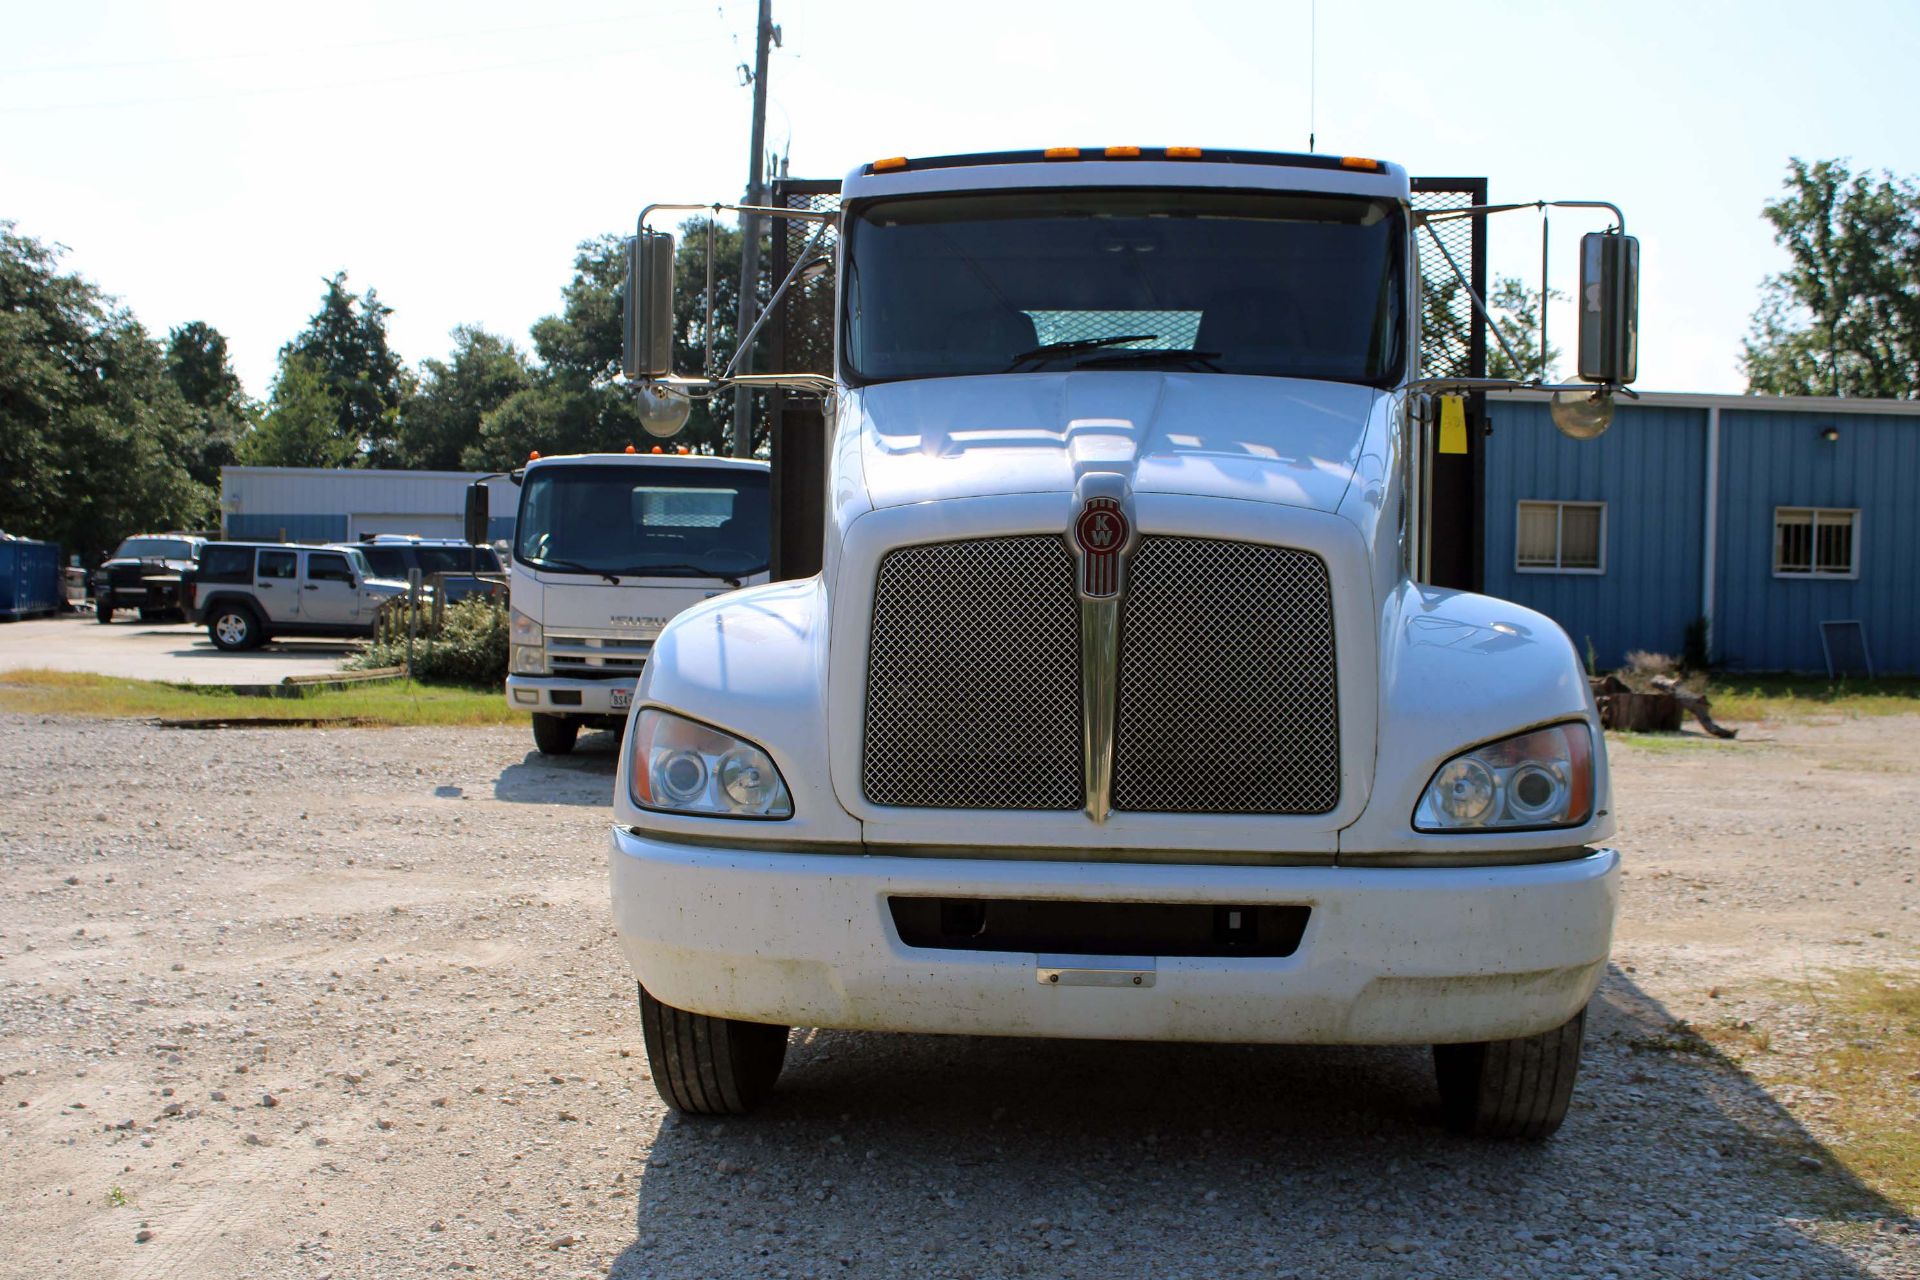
93, 534, 206, 623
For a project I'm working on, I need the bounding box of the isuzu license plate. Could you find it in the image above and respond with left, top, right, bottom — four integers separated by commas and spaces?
611, 687, 632, 712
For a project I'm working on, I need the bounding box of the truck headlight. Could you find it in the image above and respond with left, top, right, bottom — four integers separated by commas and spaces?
511, 645, 547, 675
511, 608, 542, 645
1414, 723, 1594, 832
631, 709, 792, 819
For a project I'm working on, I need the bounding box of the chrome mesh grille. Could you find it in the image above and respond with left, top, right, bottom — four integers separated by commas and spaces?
863, 537, 1082, 809
1113, 538, 1339, 814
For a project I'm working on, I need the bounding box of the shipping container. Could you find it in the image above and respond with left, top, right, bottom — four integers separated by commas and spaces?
0, 538, 63, 620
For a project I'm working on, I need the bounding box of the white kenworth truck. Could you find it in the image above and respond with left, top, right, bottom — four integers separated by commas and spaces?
610, 148, 1641, 1138
473, 452, 771, 756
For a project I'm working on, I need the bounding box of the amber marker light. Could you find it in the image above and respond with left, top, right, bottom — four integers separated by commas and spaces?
528, 450, 540, 460
1104, 145, 1141, 158
625, 444, 637, 453
1341, 156, 1382, 170
870, 156, 908, 172
1166, 146, 1203, 159
1043, 146, 1081, 160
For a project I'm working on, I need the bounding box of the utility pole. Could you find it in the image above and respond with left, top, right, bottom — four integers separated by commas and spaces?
730, 0, 776, 457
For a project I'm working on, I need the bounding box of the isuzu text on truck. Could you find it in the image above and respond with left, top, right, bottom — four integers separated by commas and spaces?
470, 452, 771, 756
607, 148, 1640, 1138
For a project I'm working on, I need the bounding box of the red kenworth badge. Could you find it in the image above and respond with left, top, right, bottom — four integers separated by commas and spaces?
1073, 496, 1132, 599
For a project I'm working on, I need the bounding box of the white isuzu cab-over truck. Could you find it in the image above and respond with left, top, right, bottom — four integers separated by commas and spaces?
609, 148, 1640, 1138
486, 451, 771, 756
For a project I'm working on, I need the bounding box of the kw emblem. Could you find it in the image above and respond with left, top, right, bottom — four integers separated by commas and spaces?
1072, 496, 1134, 600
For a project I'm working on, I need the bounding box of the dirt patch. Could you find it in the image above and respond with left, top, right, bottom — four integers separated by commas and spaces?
0, 712, 1914, 1279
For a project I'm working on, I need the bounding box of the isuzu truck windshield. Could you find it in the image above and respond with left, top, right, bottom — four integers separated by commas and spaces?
513, 464, 770, 578
842, 190, 1403, 386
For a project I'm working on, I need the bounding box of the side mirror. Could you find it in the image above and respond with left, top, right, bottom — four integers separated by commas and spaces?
622, 228, 675, 380
464, 482, 490, 547
1576, 232, 1639, 386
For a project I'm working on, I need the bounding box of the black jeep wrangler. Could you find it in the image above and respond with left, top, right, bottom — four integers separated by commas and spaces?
92, 534, 206, 623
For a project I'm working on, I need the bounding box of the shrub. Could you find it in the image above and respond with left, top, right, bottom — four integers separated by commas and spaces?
351, 595, 507, 687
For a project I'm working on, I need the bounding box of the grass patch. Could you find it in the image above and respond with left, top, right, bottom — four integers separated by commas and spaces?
1607, 730, 1728, 755
0, 669, 522, 728
1706, 675, 1920, 722
1699, 970, 1920, 1213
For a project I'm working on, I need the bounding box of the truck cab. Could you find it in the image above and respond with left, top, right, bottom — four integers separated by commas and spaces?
504, 452, 770, 756
610, 149, 1634, 1137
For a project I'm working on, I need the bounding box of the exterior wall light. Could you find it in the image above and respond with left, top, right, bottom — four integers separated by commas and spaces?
1820, 426, 1840, 443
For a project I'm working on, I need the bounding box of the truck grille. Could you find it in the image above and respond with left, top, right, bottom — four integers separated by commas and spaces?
863, 534, 1339, 815
548, 634, 650, 678
863, 537, 1082, 809
1113, 537, 1339, 814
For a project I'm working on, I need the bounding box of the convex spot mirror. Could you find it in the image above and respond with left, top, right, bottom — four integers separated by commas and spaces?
621, 228, 675, 381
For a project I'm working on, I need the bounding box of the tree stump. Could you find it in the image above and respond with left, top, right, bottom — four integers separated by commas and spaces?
1598, 691, 1683, 732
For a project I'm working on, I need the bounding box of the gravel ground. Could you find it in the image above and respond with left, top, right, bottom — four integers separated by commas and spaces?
0, 711, 1914, 1279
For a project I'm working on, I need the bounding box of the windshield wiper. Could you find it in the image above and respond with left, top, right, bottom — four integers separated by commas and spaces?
1004, 334, 1158, 371
527, 556, 622, 585
1073, 348, 1225, 372
622, 563, 747, 589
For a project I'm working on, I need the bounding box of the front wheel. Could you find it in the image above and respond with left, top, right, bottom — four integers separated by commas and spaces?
531, 713, 579, 756
95, 594, 114, 623
637, 984, 788, 1115
1434, 1006, 1586, 1140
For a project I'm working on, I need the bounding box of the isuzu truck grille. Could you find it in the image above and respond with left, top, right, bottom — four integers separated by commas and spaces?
1112, 537, 1340, 814
863, 536, 1083, 809
862, 534, 1340, 815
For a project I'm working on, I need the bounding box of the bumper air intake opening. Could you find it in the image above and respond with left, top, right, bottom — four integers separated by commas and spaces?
548, 690, 582, 706
888, 897, 1310, 958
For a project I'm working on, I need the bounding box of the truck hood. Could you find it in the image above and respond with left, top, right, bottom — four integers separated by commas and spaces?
851, 372, 1385, 513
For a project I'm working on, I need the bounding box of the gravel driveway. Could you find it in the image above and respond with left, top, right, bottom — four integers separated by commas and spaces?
0, 713, 1913, 1279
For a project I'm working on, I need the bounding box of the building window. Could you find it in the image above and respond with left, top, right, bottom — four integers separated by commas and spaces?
1516, 501, 1605, 573
1774, 508, 1858, 578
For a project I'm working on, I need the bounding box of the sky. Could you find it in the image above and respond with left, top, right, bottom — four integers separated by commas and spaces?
4, 0, 1918, 401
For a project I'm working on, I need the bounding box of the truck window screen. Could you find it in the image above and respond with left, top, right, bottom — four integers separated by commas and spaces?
843, 190, 1402, 386
513, 465, 770, 579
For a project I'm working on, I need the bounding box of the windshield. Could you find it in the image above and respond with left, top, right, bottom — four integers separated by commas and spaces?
359, 546, 408, 578
116, 537, 196, 560
513, 465, 770, 578
843, 190, 1403, 386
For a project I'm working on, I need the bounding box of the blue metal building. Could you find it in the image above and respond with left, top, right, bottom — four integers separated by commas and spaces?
220, 467, 518, 545
1483, 391, 1920, 675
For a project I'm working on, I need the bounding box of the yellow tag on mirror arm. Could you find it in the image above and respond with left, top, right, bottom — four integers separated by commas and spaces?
1438, 395, 1468, 455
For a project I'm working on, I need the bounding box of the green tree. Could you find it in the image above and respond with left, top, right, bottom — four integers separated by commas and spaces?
166, 320, 255, 489
281, 272, 411, 462
0, 221, 209, 557
396, 326, 533, 470
1743, 158, 1920, 398
240, 354, 352, 468
1486, 277, 1562, 381
464, 225, 759, 468
1421, 274, 1559, 382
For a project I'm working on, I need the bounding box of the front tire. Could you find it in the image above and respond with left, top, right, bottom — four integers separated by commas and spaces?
637, 984, 788, 1115
95, 594, 114, 623
531, 713, 580, 756
207, 604, 263, 651
1434, 1006, 1586, 1140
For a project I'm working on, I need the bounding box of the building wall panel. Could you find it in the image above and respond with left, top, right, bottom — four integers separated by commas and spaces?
1483, 402, 1708, 671
1715, 409, 1919, 673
